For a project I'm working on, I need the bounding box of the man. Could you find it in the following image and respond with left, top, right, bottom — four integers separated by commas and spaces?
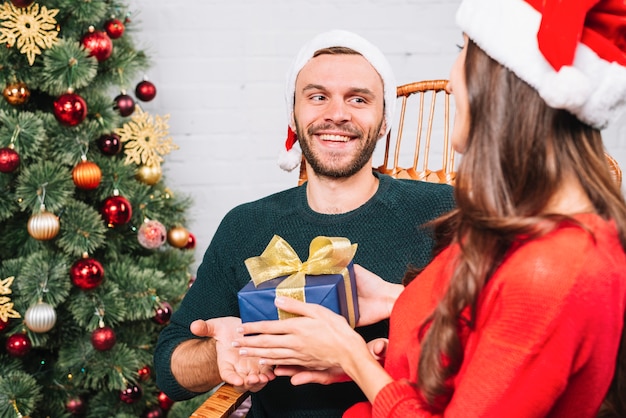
154, 29, 455, 417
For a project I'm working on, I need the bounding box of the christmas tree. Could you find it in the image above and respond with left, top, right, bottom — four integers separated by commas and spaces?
0, 0, 195, 416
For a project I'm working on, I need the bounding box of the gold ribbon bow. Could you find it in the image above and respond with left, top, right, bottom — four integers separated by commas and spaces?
244, 235, 358, 326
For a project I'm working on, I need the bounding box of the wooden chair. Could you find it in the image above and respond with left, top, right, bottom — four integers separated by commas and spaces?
192, 80, 623, 418
299, 79, 456, 186
190, 384, 249, 418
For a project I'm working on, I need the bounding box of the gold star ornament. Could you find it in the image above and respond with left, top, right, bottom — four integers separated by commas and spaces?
115, 107, 179, 167
0, 276, 21, 322
0, 2, 59, 65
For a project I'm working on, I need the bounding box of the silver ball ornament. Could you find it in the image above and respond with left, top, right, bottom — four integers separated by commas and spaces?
24, 302, 57, 333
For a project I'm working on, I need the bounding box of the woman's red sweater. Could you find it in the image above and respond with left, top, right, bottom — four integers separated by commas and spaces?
345, 214, 626, 417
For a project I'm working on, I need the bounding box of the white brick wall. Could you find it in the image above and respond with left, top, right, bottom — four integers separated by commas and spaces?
127, 0, 626, 269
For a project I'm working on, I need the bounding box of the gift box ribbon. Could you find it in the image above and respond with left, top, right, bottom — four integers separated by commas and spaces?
244, 235, 358, 326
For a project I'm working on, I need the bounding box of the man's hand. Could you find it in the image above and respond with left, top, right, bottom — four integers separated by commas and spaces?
190, 317, 275, 392
353, 265, 403, 326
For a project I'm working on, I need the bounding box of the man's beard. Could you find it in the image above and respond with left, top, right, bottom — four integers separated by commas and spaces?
296, 119, 383, 178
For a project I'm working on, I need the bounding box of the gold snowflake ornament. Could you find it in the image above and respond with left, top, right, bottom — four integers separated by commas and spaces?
0, 2, 59, 66
0, 276, 21, 322
115, 107, 179, 168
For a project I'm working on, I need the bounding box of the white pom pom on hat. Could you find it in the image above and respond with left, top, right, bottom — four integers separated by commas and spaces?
278, 127, 302, 172
278, 29, 397, 172
456, 0, 626, 129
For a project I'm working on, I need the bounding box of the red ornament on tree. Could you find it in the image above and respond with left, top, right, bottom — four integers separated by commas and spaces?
6, 333, 31, 357
9, 0, 35, 7
104, 18, 125, 39
135, 80, 157, 102
119, 383, 143, 404
157, 391, 175, 411
91, 326, 116, 351
65, 396, 86, 415
142, 406, 165, 418
101, 194, 132, 227
137, 365, 151, 381
72, 160, 102, 190
0, 146, 20, 173
0, 318, 9, 332
81, 27, 113, 62
70, 256, 104, 290
153, 301, 172, 325
53, 92, 87, 126
96, 133, 122, 155
114, 93, 135, 117
184, 232, 196, 250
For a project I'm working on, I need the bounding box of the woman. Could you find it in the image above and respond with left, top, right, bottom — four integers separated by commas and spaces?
234, 0, 626, 416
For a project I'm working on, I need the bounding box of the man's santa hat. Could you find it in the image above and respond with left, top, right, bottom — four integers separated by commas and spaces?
278, 30, 397, 172
456, 0, 626, 129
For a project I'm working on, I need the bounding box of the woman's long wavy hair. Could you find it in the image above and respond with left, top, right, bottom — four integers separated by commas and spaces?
405, 40, 626, 414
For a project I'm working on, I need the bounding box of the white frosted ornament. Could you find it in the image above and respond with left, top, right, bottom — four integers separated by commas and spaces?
137, 220, 167, 249
24, 301, 57, 333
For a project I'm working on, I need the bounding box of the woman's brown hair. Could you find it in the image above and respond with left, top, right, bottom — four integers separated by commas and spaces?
407, 39, 626, 413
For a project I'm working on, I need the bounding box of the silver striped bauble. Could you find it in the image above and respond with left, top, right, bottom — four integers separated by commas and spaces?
27, 210, 60, 240
24, 302, 57, 333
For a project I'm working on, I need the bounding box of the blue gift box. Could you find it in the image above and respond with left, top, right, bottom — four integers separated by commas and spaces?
238, 262, 359, 327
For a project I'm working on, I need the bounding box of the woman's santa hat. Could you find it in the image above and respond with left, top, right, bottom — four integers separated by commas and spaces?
456, 0, 626, 129
278, 29, 397, 172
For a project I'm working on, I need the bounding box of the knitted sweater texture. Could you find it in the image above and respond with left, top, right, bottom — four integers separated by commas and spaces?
345, 213, 626, 418
154, 173, 455, 417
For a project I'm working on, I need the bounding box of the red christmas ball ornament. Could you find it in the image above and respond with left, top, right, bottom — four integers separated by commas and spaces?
65, 396, 86, 415
70, 256, 104, 290
72, 160, 102, 190
6, 333, 31, 357
157, 391, 175, 411
184, 232, 196, 250
9, 0, 34, 7
91, 326, 116, 351
153, 301, 172, 325
0, 318, 9, 333
137, 220, 167, 249
137, 365, 151, 381
101, 195, 132, 227
0, 146, 20, 173
81, 27, 113, 62
142, 406, 165, 418
54, 92, 88, 127
96, 133, 122, 155
114, 93, 135, 117
135, 80, 157, 102
119, 383, 143, 404
104, 18, 125, 39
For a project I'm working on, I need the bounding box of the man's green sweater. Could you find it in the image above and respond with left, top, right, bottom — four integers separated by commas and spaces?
154, 173, 455, 417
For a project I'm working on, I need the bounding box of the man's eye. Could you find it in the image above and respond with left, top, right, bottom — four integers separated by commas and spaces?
311, 95, 326, 101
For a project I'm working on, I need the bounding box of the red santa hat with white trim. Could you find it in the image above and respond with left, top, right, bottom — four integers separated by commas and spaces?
278, 29, 397, 172
456, 0, 626, 129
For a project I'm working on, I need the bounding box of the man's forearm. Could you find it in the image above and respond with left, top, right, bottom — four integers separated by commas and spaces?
171, 337, 222, 393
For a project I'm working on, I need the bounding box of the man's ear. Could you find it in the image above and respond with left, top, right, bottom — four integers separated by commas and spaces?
378, 118, 388, 139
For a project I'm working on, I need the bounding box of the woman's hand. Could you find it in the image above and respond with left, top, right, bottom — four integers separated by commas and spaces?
234, 296, 368, 371
235, 297, 394, 402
